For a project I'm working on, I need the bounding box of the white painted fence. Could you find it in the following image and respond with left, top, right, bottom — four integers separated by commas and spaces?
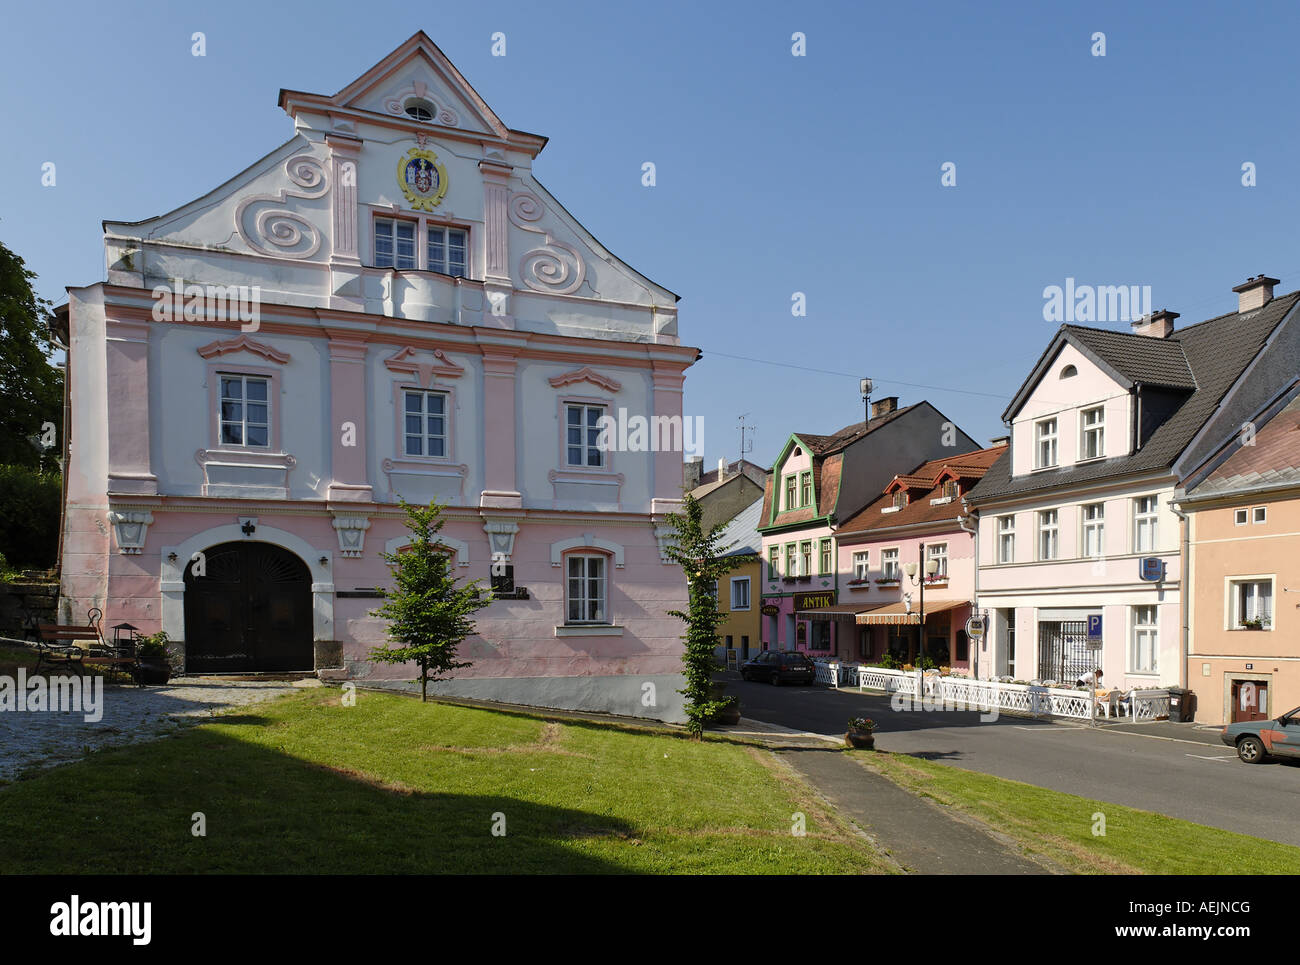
811, 660, 1170, 721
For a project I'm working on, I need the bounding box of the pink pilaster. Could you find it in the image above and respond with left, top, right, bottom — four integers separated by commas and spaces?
479, 346, 522, 509
326, 332, 372, 501
479, 158, 514, 330
104, 316, 157, 495
326, 133, 364, 312
651, 360, 687, 514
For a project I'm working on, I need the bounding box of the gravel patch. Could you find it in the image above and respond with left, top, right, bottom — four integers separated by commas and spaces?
0, 677, 305, 782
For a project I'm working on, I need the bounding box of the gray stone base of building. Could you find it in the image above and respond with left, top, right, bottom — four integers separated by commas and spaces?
359, 673, 688, 724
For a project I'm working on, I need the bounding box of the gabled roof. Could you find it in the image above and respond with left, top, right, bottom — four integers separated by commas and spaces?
1186, 391, 1300, 500
970, 292, 1300, 504
839, 445, 1004, 535
695, 458, 768, 490
717, 497, 764, 558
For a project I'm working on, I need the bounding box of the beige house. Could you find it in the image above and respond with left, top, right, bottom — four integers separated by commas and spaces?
1177, 386, 1300, 725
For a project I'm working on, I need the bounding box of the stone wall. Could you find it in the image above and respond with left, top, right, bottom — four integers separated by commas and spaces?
0, 574, 59, 639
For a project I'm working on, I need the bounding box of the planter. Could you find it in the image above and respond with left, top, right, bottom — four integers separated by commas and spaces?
845, 731, 875, 749
716, 704, 741, 725
133, 660, 172, 686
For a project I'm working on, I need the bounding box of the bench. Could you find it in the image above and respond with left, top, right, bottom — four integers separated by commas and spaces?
36, 608, 141, 681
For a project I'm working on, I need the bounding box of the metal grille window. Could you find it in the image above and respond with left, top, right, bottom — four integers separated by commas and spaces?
565, 404, 605, 467
1080, 406, 1104, 460
1131, 605, 1158, 673
1037, 620, 1090, 683
1133, 495, 1159, 552
1081, 503, 1104, 558
403, 390, 447, 457
426, 225, 468, 277
881, 548, 899, 579
219, 375, 270, 448
819, 539, 832, 574
1035, 418, 1058, 468
997, 515, 1015, 563
374, 217, 417, 270
1037, 509, 1059, 560
566, 554, 607, 624
927, 542, 948, 578
852, 551, 870, 581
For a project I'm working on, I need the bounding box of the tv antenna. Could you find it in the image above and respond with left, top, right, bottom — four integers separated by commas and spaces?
737, 413, 755, 465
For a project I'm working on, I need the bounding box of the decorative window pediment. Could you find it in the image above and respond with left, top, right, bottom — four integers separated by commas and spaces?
197, 335, 290, 364
547, 366, 622, 392
384, 345, 466, 388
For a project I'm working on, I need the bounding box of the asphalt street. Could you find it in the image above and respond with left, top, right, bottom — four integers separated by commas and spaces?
722, 672, 1300, 849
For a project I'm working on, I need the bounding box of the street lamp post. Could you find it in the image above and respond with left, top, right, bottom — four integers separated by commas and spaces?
904, 543, 940, 692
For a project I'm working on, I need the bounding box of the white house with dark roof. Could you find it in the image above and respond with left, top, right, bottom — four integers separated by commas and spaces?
967, 275, 1300, 695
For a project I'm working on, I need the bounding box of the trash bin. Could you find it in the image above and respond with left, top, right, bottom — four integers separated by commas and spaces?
1167, 687, 1195, 723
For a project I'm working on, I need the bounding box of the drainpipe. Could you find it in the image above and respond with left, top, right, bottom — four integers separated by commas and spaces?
1169, 498, 1190, 691
958, 501, 978, 680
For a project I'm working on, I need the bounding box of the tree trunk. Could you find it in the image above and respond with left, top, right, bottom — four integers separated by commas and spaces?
421, 659, 428, 702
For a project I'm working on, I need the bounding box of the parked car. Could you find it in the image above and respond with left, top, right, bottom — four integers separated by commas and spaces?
740, 650, 815, 686
1220, 706, 1300, 763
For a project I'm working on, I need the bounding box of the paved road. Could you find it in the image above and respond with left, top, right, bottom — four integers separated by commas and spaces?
723, 673, 1300, 848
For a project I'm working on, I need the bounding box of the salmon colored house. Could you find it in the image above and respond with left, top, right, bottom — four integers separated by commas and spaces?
53, 33, 696, 720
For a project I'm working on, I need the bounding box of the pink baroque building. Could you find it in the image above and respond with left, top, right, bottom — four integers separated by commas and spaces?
53, 33, 695, 720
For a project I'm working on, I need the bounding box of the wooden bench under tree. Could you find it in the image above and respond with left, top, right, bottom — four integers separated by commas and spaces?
36, 608, 140, 680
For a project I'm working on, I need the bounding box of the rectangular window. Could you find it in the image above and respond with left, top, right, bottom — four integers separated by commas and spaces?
1131, 605, 1158, 673
785, 475, 797, 510
1037, 509, 1059, 561
882, 548, 900, 580
819, 538, 832, 574
1035, 418, 1058, 469
1081, 502, 1105, 558
426, 225, 468, 277
1230, 579, 1273, 629
374, 217, 417, 270
1235, 508, 1249, 526
800, 471, 813, 507
799, 541, 812, 577
810, 621, 831, 650
402, 389, 447, 457
1133, 495, 1159, 553
785, 543, 797, 577
1253, 507, 1267, 524
769, 547, 780, 580
731, 577, 751, 610
566, 554, 607, 624
997, 515, 1015, 564
852, 551, 870, 581
219, 374, 270, 448
943, 479, 959, 500
565, 404, 605, 468
1080, 406, 1105, 460
927, 543, 948, 578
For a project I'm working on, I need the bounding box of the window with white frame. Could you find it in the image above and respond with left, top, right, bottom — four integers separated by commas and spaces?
402, 389, 447, 457
1230, 579, 1273, 629
1234, 508, 1248, 526
800, 541, 812, 577
731, 577, 751, 610
785, 543, 797, 577
219, 374, 270, 448
852, 551, 870, 581
943, 479, 959, 500
1133, 495, 1159, 552
374, 217, 417, 270
566, 554, 607, 624
1253, 507, 1267, 524
1080, 406, 1104, 460
997, 515, 1015, 563
1131, 605, 1158, 673
785, 475, 797, 510
1081, 503, 1104, 558
819, 538, 832, 574
927, 543, 948, 578
1037, 509, 1059, 560
881, 548, 900, 579
565, 404, 605, 467
768, 547, 780, 580
1035, 418, 1058, 469
426, 225, 468, 277
801, 471, 813, 507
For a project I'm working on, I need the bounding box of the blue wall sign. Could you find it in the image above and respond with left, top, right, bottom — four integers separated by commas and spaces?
1139, 557, 1165, 582
1087, 614, 1103, 646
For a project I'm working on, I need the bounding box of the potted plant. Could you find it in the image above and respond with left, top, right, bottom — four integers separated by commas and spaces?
1240, 618, 1264, 630
715, 696, 741, 726
134, 630, 173, 685
845, 717, 876, 749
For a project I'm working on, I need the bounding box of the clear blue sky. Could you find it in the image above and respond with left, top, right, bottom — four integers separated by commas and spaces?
4, 0, 1299, 472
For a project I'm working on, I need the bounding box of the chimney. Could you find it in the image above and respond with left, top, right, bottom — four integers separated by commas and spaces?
990, 435, 1009, 448
717, 457, 726, 479
683, 455, 703, 492
1130, 308, 1179, 339
1232, 274, 1279, 313
871, 396, 899, 420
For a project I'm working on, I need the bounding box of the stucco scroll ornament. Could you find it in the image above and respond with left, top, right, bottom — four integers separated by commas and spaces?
507, 191, 587, 295
108, 511, 154, 555
235, 155, 329, 259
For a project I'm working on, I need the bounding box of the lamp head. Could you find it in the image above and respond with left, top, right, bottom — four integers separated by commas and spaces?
903, 561, 918, 578
924, 559, 939, 576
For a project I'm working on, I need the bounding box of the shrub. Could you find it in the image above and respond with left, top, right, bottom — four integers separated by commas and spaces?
0, 464, 61, 569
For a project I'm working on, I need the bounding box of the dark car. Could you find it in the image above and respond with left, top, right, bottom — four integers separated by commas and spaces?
1220, 705, 1300, 763
740, 650, 815, 686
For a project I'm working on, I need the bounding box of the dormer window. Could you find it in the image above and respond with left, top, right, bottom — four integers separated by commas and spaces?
943, 479, 959, 500
892, 491, 907, 509
1035, 417, 1058, 469
404, 98, 436, 122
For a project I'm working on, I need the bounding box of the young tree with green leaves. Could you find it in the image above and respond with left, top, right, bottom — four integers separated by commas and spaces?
0, 238, 64, 471
369, 499, 491, 702
663, 493, 743, 738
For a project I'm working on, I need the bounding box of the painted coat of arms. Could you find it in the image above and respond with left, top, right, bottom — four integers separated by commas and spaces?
397, 147, 448, 210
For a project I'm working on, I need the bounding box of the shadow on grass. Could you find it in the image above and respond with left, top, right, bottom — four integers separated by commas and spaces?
0, 724, 638, 874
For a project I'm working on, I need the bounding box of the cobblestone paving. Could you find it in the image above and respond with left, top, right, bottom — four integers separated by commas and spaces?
0, 677, 306, 782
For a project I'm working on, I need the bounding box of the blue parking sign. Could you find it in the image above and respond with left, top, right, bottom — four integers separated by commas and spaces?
1087, 614, 1103, 646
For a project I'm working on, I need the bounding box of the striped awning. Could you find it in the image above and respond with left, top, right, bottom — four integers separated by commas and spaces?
855, 599, 968, 625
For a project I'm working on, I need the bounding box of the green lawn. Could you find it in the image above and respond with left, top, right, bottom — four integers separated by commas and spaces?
856, 750, 1300, 874
0, 688, 891, 874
